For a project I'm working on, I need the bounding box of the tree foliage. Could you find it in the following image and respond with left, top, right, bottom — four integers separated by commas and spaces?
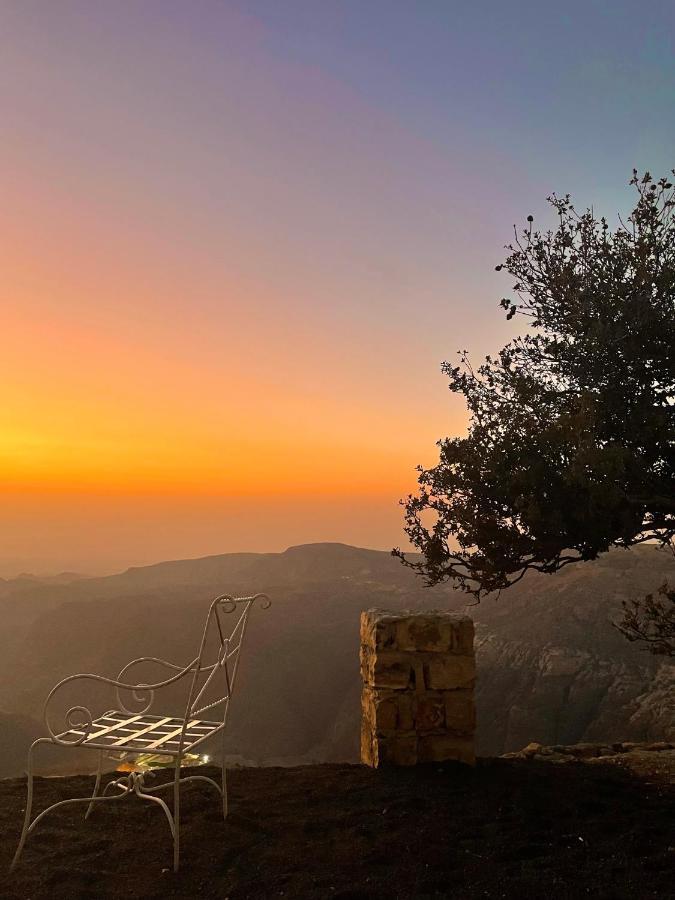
395, 171, 675, 621
616, 580, 675, 657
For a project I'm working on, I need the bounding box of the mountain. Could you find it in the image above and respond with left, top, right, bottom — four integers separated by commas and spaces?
472, 550, 675, 752
0, 542, 673, 777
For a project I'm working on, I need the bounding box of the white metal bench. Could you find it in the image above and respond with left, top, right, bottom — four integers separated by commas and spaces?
10, 592, 270, 873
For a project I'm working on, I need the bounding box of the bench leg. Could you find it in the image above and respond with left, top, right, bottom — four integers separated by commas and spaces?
173, 760, 181, 873
222, 726, 228, 820
85, 751, 104, 820
10, 739, 50, 872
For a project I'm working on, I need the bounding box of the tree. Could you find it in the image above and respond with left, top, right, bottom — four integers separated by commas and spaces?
616, 580, 675, 658
394, 171, 675, 653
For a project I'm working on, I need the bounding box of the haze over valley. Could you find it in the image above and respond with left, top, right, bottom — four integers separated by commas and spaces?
2, 542, 672, 779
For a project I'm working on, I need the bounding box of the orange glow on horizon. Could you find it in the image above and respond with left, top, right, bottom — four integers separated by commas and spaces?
1, 244, 467, 507
0, 2, 508, 573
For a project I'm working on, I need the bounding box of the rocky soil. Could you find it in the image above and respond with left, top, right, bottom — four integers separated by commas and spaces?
1, 750, 673, 899
502, 740, 675, 782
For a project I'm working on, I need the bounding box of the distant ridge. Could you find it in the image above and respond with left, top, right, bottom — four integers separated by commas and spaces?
0, 542, 672, 778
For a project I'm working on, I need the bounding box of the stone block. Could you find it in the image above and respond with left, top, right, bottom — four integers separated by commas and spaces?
360, 717, 377, 767
360, 608, 474, 654
444, 691, 476, 734
397, 692, 414, 730
424, 655, 475, 690
361, 647, 413, 690
418, 734, 475, 766
414, 693, 446, 732
359, 645, 369, 683
411, 659, 427, 694
362, 687, 397, 732
395, 612, 474, 654
378, 732, 418, 767
360, 610, 398, 650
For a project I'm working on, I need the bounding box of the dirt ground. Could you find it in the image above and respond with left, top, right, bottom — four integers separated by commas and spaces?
0, 758, 673, 899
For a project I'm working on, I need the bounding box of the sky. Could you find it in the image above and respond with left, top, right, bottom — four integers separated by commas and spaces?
1, 0, 674, 575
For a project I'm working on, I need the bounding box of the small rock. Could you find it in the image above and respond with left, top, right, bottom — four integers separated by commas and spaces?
522, 742, 544, 757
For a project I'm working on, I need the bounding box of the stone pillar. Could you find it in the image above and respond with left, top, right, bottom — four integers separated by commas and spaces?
360, 609, 475, 767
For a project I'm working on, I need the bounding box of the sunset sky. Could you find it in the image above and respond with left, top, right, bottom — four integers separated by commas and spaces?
1, 1, 674, 574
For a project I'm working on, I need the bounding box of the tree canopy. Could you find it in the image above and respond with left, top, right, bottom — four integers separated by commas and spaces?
616, 581, 675, 657
395, 171, 675, 628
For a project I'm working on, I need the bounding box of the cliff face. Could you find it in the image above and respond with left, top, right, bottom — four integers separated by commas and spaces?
0, 543, 672, 775
475, 633, 673, 754
471, 548, 674, 753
